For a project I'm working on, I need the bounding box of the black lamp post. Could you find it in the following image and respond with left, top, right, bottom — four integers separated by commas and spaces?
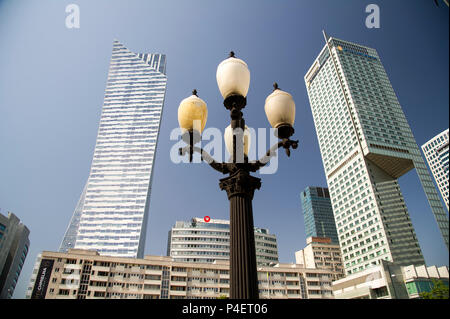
177, 52, 298, 299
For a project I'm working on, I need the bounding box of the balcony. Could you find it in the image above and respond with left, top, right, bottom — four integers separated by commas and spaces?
170, 281, 187, 287
145, 269, 163, 276
90, 275, 109, 282
307, 281, 320, 287
64, 264, 82, 270
287, 292, 302, 299
126, 285, 143, 292
56, 294, 76, 300
128, 276, 142, 283
92, 265, 110, 272
307, 293, 323, 299
269, 292, 287, 299
88, 286, 107, 293
170, 290, 187, 297
186, 289, 202, 296
190, 271, 202, 276
144, 279, 162, 285
172, 271, 187, 277
61, 273, 81, 280
114, 265, 125, 272
59, 284, 79, 290
112, 275, 124, 282
286, 282, 299, 287
143, 287, 161, 292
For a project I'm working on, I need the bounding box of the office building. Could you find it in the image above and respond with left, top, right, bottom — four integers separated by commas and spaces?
301, 186, 339, 244
295, 236, 345, 280
0, 212, 30, 298
304, 34, 449, 276
422, 129, 449, 211
167, 218, 278, 266
332, 260, 449, 299
59, 40, 168, 258
27, 249, 342, 299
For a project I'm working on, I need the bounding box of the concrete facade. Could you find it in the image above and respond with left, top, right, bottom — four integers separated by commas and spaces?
295, 236, 345, 280
305, 35, 448, 277
167, 218, 278, 266
0, 212, 30, 298
26, 249, 342, 299
421, 128, 449, 211
332, 260, 449, 299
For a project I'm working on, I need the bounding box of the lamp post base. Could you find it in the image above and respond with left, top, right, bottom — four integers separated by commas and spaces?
220, 169, 261, 299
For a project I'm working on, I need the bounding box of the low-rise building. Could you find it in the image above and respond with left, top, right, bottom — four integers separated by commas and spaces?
332, 260, 449, 299
295, 236, 345, 280
402, 264, 449, 299
27, 249, 342, 299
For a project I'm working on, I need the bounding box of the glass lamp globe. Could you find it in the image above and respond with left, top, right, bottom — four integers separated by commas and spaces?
216, 52, 250, 99
178, 90, 208, 134
224, 124, 251, 157
264, 83, 295, 130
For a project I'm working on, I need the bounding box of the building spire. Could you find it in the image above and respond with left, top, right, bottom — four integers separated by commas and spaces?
322, 30, 329, 44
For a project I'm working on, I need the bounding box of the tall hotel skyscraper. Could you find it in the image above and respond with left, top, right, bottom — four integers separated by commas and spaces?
304, 33, 449, 275
59, 40, 167, 258
422, 129, 449, 211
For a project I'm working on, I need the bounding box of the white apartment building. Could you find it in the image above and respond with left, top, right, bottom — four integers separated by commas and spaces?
422, 128, 449, 211
304, 34, 449, 276
26, 249, 342, 299
167, 218, 279, 266
295, 236, 345, 280
60, 40, 167, 258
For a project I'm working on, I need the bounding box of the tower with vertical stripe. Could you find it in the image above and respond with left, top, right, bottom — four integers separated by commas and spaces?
60, 40, 167, 258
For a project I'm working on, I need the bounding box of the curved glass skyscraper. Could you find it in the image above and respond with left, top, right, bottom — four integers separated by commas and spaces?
59, 40, 167, 258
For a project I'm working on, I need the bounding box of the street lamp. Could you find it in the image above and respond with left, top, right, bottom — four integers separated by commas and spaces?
177, 51, 299, 299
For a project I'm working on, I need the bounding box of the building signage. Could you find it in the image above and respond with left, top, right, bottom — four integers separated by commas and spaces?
31, 259, 54, 299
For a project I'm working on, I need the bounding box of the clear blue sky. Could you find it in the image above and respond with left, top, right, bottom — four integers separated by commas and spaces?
0, 0, 448, 298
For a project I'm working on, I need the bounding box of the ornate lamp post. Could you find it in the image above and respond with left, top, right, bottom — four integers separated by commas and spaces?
177, 52, 298, 299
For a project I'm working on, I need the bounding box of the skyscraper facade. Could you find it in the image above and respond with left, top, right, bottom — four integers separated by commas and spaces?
167, 218, 279, 266
301, 186, 339, 244
421, 129, 449, 211
0, 212, 30, 298
304, 34, 448, 276
60, 40, 167, 258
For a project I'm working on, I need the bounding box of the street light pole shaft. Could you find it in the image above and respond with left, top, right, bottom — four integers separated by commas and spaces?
220, 169, 261, 299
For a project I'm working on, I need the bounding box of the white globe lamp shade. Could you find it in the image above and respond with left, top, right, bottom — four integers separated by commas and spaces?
178, 90, 208, 134
216, 52, 250, 99
264, 84, 295, 129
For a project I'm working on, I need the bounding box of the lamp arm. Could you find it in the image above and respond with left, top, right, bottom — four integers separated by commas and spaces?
249, 138, 299, 172
179, 145, 230, 174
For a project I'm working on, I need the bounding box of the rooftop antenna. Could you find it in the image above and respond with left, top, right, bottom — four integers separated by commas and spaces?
322, 29, 329, 44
